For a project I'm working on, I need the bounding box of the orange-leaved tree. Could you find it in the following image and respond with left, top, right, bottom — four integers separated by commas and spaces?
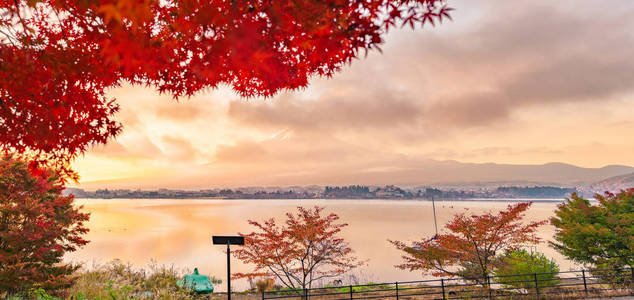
0, 0, 452, 174
0, 156, 89, 294
390, 202, 546, 287
233, 206, 364, 290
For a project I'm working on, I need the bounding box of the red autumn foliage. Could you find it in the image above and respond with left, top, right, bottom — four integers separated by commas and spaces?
0, 156, 89, 294
0, 0, 451, 170
390, 202, 546, 287
233, 206, 364, 290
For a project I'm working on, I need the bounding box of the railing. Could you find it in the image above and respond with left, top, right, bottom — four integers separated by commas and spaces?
261, 267, 634, 299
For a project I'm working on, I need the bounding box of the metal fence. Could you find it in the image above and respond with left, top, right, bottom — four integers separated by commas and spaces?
261, 267, 634, 299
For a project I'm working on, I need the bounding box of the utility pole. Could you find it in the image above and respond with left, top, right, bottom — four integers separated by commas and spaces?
432, 195, 438, 236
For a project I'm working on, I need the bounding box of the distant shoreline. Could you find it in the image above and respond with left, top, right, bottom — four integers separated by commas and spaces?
74, 197, 567, 203
66, 185, 580, 200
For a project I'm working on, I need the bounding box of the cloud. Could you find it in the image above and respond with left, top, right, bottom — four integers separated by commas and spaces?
213, 132, 374, 166
228, 91, 424, 132
227, 1, 634, 137
155, 103, 204, 122
161, 135, 199, 161
201, 0, 634, 184
87, 136, 163, 160
409, 2, 634, 125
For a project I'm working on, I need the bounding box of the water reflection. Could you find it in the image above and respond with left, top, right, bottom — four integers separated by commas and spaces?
66, 199, 577, 292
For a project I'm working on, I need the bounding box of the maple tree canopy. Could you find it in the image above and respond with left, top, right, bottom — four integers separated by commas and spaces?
391, 202, 546, 287
233, 206, 364, 290
0, 156, 89, 292
0, 0, 451, 170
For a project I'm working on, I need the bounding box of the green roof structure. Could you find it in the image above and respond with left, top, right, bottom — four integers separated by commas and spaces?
177, 268, 214, 294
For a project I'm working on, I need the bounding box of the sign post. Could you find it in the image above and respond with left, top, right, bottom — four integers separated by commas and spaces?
213, 235, 245, 300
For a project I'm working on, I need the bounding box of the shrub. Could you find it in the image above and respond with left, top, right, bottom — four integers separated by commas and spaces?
255, 278, 275, 293
494, 249, 560, 290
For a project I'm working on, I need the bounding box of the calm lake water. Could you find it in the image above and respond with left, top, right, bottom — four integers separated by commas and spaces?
66, 199, 579, 292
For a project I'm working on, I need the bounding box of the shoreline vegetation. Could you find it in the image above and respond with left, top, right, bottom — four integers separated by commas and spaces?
4, 260, 215, 300
65, 185, 579, 200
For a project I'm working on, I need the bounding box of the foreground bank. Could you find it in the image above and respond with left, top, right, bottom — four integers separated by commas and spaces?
5, 260, 634, 300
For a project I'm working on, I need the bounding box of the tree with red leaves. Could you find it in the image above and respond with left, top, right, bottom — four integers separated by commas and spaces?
233, 206, 364, 290
390, 202, 546, 287
0, 0, 451, 174
0, 156, 89, 295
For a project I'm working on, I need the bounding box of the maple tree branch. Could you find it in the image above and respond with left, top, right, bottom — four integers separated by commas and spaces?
272, 246, 302, 286
300, 241, 313, 288
433, 259, 460, 278
305, 255, 325, 288
266, 264, 295, 290
464, 230, 487, 277
12, 0, 29, 35
484, 219, 508, 256
0, 29, 17, 46
307, 243, 320, 288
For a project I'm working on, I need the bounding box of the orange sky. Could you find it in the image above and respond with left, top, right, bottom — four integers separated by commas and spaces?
71, 0, 634, 189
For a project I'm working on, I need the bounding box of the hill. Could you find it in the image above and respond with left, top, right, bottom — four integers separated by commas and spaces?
591, 172, 634, 192
69, 160, 634, 190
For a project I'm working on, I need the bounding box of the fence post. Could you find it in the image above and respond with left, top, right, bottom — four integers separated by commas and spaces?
304, 288, 308, 300
631, 267, 634, 284
441, 278, 446, 300
582, 269, 588, 295
261, 290, 265, 300
349, 285, 353, 300
487, 275, 492, 299
395, 282, 399, 300
533, 273, 539, 297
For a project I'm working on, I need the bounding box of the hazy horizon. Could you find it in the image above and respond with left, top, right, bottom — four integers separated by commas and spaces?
69, 160, 634, 190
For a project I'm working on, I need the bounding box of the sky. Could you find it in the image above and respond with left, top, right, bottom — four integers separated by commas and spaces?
71, 0, 634, 189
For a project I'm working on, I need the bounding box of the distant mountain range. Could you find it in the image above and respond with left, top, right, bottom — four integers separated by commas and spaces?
70, 160, 634, 190
374, 161, 634, 186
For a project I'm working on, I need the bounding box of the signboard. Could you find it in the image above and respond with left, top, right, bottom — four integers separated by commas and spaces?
212, 235, 245, 245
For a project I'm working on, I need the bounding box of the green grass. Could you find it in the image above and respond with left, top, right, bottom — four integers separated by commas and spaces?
331, 282, 392, 293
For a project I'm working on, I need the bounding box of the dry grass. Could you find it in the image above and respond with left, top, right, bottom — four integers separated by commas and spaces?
6, 260, 223, 300
65, 260, 199, 299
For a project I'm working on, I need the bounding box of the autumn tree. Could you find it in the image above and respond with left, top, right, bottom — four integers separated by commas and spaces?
390, 202, 546, 287
0, 0, 452, 172
0, 156, 89, 295
233, 206, 364, 290
551, 191, 634, 270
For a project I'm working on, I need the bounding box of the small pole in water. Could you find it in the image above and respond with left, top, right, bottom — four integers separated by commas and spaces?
432, 195, 438, 237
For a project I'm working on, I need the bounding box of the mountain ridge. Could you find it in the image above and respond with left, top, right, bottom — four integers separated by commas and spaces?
69, 159, 634, 190
591, 172, 634, 192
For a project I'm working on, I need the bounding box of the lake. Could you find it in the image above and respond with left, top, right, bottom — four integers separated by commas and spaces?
66, 199, 578, 291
